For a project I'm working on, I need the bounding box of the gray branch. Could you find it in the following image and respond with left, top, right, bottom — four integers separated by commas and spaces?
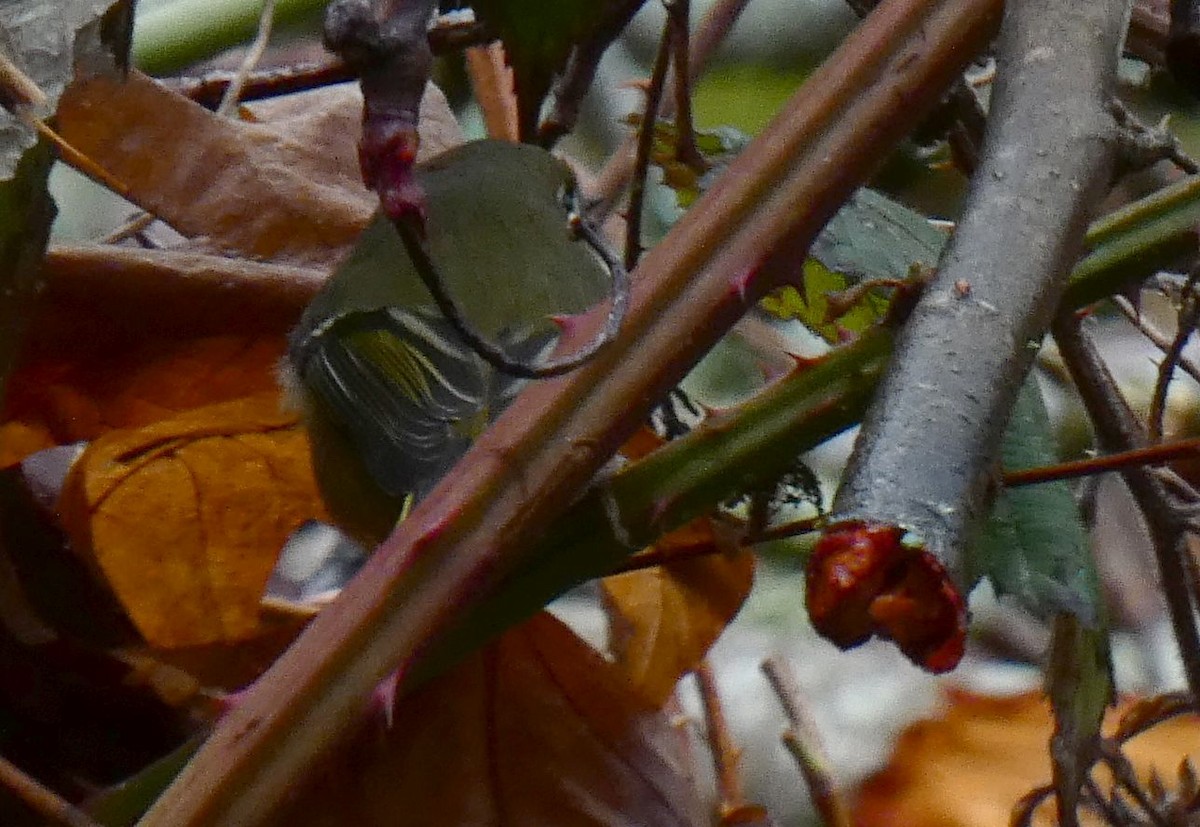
830, 0, 1128, 579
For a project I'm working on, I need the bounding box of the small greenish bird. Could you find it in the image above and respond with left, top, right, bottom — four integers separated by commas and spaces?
285, 140, 617, 547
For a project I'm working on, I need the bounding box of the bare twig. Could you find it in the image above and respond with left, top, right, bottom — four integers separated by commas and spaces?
0, 754, 101, 827
538, 0, 647, 146
215, 0, 277, 117
695, 661, 755, 819
813, 0, 1126, 669
1002, 437, 1200, 487
1148, 270, 1200, 442
666, 0, 705, 170
1114, 294, 1200, 389
588, 0, 755, 214
761, 657, 851, 827
625, 21, 673, 270
1053, 315, 1200, 704
1110, 99, 1200, 175
464, 42, 518, 142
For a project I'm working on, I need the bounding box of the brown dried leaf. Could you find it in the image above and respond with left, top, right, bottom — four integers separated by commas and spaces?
855, 690, 1200, 827
273, 611, 707, 827
58, 393, 327, 648
55, 73, 462, 265
603, 519, 756, 706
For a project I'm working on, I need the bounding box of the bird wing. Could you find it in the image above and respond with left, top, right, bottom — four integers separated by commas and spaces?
290, 306, 492, 499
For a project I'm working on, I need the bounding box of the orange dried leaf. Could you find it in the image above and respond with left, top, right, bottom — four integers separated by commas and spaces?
604, 519, 755, 706
59, 394, 326, 649
273, 612, 707, 827
0, 420, 55, 469
7, 334, 290, 446
855, 690, 1200, 827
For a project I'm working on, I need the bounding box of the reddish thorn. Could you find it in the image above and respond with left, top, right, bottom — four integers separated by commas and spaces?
729, 266, 759, 304
370, 669, 403, 730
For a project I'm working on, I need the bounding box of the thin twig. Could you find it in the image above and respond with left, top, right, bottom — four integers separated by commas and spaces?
761, 657, 851, 827
695, 660, 753, 818
215, 0, 277, 117
625, 21, 673, 271
0, 755, 101, 827
1148, 270, 1200, 442
1053, 314, 1200, 706
160, 17, 489, 110
1110, 99, 1200, 175
100, 211, 158, 245
1100, 742, 1174, 827
1002, 437, 1200, 487
1113, 294, 1200, 389
465, 42, 518, 142
588, 0, 755, 215
666, 0, 705, 170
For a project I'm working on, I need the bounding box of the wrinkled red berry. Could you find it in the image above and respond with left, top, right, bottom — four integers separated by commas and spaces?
806, 521, 967, 673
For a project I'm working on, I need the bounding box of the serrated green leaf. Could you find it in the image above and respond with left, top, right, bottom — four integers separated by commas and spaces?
758, 259, 891, 342
970, 379, 1104, 626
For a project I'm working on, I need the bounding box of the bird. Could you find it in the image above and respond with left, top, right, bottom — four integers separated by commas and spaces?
284, 139, 619, 547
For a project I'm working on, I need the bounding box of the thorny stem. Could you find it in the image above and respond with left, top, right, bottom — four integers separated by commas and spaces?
843, 0, 986, 173
761, 657, 851, 827
695, 660, 752, 818
1053, 315, 1200, 706
140, 1, 1005, 822
1148, 270, 1200, 442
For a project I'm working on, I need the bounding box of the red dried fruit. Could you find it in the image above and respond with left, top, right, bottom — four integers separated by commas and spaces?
805, 521, 967, 673
359, 120, 425, 226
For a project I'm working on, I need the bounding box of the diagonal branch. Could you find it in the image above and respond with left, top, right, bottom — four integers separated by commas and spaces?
807, 0, 1129, 670
138, 0, 1004, 823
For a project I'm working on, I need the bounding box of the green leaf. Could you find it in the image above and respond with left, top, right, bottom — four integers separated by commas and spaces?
811, 187, 947, 283
642, 120, 749, 209
1045, 614, 1112, 818
970, 379, 1104, 626
759, 259, 894, 342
